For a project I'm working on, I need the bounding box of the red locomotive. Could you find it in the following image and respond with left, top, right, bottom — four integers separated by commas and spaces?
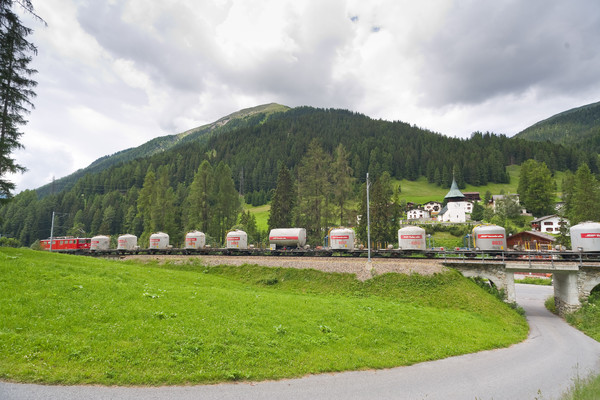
40, 237, 91, 252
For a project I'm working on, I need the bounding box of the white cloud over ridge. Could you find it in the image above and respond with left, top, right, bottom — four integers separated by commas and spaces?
9, 0, 600, 191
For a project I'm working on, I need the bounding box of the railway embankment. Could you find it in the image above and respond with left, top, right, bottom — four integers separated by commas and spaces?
117, 255, 448, 281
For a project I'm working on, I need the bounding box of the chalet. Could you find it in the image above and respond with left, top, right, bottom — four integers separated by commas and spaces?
531, 215, 569, 234
463, 192, 481, 202
507, 230, 556, 251
407, 208, 430, 221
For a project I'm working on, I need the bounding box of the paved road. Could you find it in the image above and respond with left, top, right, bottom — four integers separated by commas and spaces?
2, 284, 600, 400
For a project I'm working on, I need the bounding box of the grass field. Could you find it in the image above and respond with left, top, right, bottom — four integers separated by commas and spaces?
0, 248, 527, 385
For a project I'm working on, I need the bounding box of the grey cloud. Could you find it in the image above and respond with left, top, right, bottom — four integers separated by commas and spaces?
416, 1, 600, 106
76, 1, 216, 93
221, 2, 365, 109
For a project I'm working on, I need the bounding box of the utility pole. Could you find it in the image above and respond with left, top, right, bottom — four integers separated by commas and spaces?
49, 211, 55, 252
366, 172, 371, 263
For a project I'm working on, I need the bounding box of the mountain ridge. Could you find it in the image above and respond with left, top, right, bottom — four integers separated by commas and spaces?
35, 103, 290, 197
514, 100, 600, 149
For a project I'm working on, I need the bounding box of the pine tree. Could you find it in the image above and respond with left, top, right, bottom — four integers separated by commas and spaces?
517, 159, 555, 217
268, 164, 296, 230
0, 1, 42, 198
211, 161, 241, 243
331, 143, 355, 226
569, 164, 600, 225
185, 160, 213, 233
296, 139, 332, 244
136, 168, 157, 243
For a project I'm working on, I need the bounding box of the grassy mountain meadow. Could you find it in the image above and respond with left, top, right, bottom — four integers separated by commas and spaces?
0, 248, 528, 385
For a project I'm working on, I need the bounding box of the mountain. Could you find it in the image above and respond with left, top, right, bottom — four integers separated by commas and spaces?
35, 103, 290, 197
2, 105, 595, 246
514, 101, 600, 151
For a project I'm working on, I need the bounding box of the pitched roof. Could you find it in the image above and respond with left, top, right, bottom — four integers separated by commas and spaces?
444, 178, 465, 200
531, 214, 559, 223
508, 230, 557, 242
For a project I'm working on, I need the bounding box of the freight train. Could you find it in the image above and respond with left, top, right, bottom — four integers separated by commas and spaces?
39, 222, 600, 260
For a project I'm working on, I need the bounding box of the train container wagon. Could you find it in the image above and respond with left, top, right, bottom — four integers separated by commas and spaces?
90, 235, 110, 252
570, 222, 600, 252
269, 228, 307, 248
227, 230, 248, 249
473, 225, 506, 251
329, 228, 355, 250
398, 226, 427, 250
185, 231, 206, 250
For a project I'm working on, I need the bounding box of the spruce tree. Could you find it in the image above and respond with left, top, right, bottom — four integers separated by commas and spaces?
331, 143, 355, 226
296, 140, 332, 244
268, 164, 295, 230
185, 160, 214, 233
0, 0, 41, 198
569, 164, 600, 225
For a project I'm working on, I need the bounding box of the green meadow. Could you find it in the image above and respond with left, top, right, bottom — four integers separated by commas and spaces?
0, 248, 527, 385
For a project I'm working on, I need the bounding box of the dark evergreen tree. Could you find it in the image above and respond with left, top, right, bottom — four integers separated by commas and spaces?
268, 164, 296, 230
296, 139, 331, 244
517, 159, 555, 217
211, 161, 241, 243
0, 0, 42, 198
185, 160, 213, 233
331, 143, 355, 226
568, 164, 600, 225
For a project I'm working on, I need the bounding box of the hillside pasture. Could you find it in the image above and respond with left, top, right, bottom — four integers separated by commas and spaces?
0, 248, 527, 385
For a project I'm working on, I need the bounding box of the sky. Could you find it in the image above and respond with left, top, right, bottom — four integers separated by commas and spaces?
9, 0, 600, 192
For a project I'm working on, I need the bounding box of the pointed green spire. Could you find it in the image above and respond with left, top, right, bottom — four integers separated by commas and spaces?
444, 178, 465, 200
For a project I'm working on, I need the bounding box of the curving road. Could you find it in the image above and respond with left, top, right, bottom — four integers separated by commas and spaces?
2, 284, 600, 400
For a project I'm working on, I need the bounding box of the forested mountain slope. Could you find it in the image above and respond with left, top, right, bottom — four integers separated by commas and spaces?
1, 105, 595, 246
35, 103, 290, 197
515, 101, 600, 152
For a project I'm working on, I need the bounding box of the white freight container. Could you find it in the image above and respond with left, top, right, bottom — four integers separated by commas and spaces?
90, 235, 110, 251
570, 222, 600, 252
269, 228, 307, 248
117, 234, 138, 251
185, 231, 206, 249
149, 232, 169, 250
329, 228, 355, 250
398, 226, 426, 250
473, 225, 506, 251
227, 230, 248, 249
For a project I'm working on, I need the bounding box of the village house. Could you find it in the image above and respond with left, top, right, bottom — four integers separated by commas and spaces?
507, 230, 556, 251
531, 215, 569, 234
423, 201, 443, 215
407, 208, 430, 221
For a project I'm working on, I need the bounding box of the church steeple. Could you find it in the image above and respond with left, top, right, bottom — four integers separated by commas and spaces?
444, 177, 465, 201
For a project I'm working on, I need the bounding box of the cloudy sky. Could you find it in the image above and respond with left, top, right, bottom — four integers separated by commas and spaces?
10, 0, 600, 192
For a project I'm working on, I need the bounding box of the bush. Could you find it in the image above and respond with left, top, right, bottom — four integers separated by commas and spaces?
0, 237, 20, 247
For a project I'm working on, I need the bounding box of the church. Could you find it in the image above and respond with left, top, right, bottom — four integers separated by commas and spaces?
438, 178, 472, 223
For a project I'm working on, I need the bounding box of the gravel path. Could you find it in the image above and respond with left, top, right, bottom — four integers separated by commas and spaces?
119, 255, 448, 281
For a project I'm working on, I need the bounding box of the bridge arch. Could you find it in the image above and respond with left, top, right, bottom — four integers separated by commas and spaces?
583, 281, 600, 299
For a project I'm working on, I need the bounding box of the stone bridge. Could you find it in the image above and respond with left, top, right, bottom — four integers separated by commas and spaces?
444, 260, 600, 315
